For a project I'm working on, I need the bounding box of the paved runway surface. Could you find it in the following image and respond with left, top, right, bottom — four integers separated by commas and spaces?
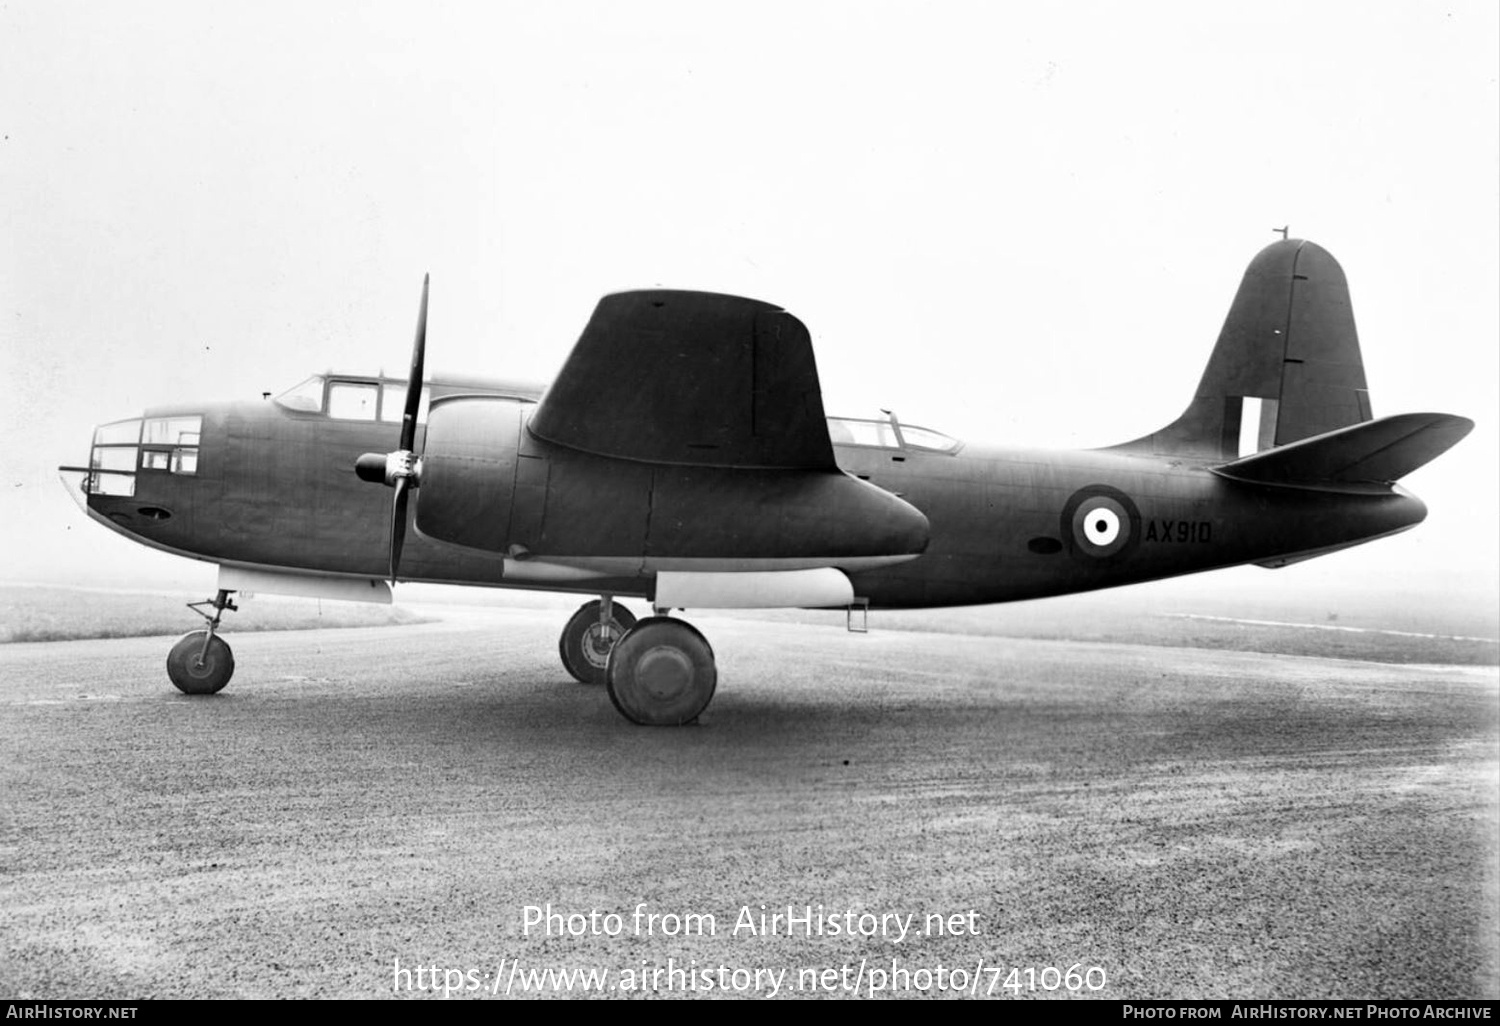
2, 608, 1496, 1000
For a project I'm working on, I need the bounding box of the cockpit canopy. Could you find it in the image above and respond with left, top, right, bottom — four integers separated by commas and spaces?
275, 375, 431, 423
826, 416, 960, 454
274, 373, 545, 423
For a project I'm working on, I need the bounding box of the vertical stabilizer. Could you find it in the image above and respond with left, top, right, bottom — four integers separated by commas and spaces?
1114, 239, 1372, 459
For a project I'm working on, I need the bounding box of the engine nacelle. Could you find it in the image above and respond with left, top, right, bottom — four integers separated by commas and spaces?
414, 397, 526, 551
416, 397, 930, 568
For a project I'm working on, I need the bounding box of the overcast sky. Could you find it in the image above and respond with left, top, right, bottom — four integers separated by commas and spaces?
2, 2, 1495, 616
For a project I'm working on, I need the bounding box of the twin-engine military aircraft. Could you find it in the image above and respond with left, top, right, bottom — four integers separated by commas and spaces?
61, 239, 1471, 725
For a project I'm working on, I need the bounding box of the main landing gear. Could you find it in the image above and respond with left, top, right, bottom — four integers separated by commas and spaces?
166, 589, 237, 695
559, 598, 637, 685
557, 598, 718, 726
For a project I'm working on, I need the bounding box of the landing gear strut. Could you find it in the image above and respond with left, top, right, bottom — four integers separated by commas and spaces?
558, 597, 637, 685
605, 616, 717, 726
167, 589, 237, 695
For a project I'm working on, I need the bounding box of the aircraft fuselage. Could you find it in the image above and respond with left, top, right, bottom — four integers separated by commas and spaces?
73, 395, 1426, 609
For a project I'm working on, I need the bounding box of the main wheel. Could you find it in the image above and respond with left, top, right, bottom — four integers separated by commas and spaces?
167, 631, 235, 695
559, 600, 637, 685
605, 617, 717, 726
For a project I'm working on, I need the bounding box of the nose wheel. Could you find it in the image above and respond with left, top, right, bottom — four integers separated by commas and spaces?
559, 598, 637, 684
167, 631, 235, 695
166, 589, 237, 695
605, 617, 717, 726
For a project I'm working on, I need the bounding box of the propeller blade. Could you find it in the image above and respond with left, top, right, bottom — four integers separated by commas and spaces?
389, 477, 409, 584
400, 274, 429, 454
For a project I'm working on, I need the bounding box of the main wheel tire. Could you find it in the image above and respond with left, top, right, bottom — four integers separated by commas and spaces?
559, 601, 638, 685
167, 631, 235, 695
605, 617, 716, 726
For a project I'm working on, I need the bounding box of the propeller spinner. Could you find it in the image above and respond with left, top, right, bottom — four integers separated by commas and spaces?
355, 274, 429, 583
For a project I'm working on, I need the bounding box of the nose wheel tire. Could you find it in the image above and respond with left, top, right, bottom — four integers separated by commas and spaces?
605, 617, 717, 725
559, 601, 637, 685
167, 631, 235, 695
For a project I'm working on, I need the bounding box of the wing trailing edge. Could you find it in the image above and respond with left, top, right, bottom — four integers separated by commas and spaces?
1211, 412, 1472, 492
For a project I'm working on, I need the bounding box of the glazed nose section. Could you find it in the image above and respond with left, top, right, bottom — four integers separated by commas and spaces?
59, 413, 205, 510
86, 417, 145, 495
59, 416, 144, 508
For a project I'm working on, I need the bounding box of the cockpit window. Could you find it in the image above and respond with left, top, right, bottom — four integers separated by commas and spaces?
275, 375, 431, 423
275, 375, 325, 413
380, 383, 432, 424
328, 381, 378, 421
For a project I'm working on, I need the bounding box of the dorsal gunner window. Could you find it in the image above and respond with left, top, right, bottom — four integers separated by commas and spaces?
826, 417, 960, 453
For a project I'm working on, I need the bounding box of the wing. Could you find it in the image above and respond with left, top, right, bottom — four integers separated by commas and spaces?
527, 290, 837, 469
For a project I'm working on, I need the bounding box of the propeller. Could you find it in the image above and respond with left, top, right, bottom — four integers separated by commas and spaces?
355, 274, 429, 584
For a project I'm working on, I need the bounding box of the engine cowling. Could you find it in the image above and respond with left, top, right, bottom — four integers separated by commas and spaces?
414, 397, 526, 551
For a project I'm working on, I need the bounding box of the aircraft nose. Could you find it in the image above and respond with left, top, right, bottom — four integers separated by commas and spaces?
61, 418, 130, 511
56, 466, 91, 512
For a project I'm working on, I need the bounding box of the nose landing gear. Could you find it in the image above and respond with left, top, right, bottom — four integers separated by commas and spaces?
166, 589, 237, 695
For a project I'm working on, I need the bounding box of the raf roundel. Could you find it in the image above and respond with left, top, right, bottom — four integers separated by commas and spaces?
1061, 486, 1141, 560
1083, 506, 1122, 547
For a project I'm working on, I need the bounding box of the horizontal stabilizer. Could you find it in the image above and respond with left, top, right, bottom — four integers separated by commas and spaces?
1212, 413, 1472, 490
